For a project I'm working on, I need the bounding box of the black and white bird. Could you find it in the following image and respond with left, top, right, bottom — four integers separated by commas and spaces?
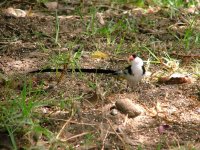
30, 54, 145, 88
113, 54, 145, 88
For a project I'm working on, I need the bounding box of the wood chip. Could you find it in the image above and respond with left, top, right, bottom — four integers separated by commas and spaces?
158, 74, 192, 84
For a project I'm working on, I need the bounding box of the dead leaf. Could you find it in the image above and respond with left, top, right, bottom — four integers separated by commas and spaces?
26, 7, 34, 17
147, 107, 157, 117
83, 90, 99, 106
44, 2, 58, 11
156, 102, 163, 113
158, 73, 192, 84
170, 52, 200, 63
131, 8, 144, 16
158, 124, 170, 134
146, 102, 169, 117
96, 12, 105, 25
91, 51, 108, 59
146, 6, 160, 14
186, 6, 198, 14
158, 76, 170, 83
4, 7, 27, 17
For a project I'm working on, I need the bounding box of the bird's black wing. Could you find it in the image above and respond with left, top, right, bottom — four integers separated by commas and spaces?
142, 65, 146, 75
123, 65, 133, 75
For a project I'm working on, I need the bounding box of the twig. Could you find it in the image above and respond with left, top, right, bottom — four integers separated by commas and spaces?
69, 120, 96, 126
56, 115, 72, 140
123, 114, 128, 127
106, 118, 127, 149
101, 127, 110, 150
47, 117, 97, 126
60, 132, 91, 142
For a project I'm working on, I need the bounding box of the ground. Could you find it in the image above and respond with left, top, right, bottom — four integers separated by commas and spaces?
0, 1, 200, 150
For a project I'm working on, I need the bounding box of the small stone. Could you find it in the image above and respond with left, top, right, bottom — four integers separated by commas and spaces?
116, 127, 122, 133
110, 109, 118, 116
115, 98, 145, 118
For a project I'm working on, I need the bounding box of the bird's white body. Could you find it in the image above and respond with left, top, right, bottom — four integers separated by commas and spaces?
115, 56, 145, 88
126, 57, 144, 87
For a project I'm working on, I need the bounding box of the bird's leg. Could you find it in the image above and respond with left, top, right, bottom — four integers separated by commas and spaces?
126, 81, 141, 93
126, 82, 135, 92
126, 84, 130, 92
134, 82, 143, 93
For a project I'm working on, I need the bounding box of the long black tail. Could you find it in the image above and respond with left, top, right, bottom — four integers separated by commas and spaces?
30, 68, 117, 74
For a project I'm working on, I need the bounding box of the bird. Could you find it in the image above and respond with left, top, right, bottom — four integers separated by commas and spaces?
29, 54, 145, 89
113, 54, 145, 88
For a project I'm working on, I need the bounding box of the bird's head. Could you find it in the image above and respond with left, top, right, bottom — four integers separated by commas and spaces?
129, 54, 143, 66
128, 54, 137, 61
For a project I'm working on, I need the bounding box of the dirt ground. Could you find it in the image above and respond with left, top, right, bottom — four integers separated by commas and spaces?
0, 1, 200, 150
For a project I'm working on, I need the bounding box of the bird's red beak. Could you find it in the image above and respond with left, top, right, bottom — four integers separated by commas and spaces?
129, 55, 134, 61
